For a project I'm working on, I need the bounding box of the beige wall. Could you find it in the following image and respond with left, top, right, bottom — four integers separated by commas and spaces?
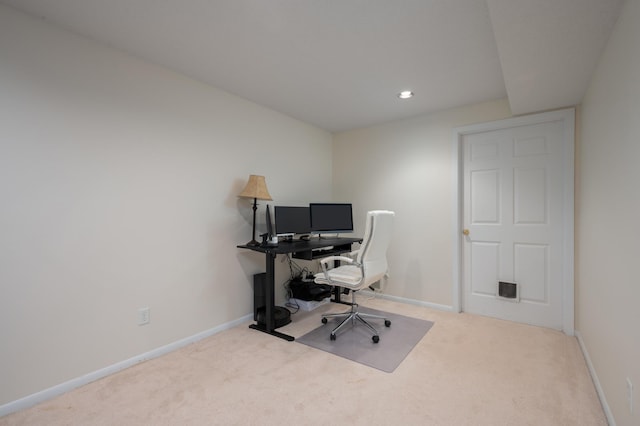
0, 5, 332, 405
577, 0, 640, 424
332, 99, 512, 306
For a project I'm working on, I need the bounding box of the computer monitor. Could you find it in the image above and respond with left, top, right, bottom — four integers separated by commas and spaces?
309, 203, 353, 235
265, 204, 274, 238
274, 206, 311, 237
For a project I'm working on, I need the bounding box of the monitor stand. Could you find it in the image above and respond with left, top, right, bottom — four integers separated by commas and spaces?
317, 233, 337, 239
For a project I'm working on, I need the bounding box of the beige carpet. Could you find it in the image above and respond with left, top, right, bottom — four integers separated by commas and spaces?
1, 297, 606, 426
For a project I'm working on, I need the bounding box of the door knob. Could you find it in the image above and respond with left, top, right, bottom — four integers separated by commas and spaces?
463, 229, 470, 236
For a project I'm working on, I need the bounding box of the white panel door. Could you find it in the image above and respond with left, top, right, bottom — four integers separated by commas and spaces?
462, 118, 567, 329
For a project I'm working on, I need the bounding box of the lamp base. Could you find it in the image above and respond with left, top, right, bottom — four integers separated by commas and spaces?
244, 198, 260, 247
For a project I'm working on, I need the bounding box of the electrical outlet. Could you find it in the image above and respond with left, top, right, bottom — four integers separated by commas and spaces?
627, 377, 633, 414
138, 307, 150, 326
369, 280, 382, 291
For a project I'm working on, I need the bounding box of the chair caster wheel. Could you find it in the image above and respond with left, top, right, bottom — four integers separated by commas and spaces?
330, 333, 336, 341
321, 317, 328, 324
372, 335, 380, 343
385, 320, 391, 327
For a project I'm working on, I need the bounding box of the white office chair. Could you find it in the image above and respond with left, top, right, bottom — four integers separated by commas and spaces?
314, 210, 395, 343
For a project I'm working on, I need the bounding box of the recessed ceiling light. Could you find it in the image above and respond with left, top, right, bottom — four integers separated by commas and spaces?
398, 90, 414, 99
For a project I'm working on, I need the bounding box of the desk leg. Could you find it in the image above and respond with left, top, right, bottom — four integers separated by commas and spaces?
331, 286, 354, 306
333, 285, 342, 303
265, 251, 274, 331
329, 258, 354, 306
248, 252, 294, 342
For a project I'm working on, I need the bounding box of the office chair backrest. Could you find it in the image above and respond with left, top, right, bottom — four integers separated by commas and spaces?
356, 210, 395, 288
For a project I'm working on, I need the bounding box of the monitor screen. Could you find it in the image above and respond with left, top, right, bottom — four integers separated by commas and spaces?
265, 204, 274, 237
274, 206, 311, 236
309, 203, 353, 234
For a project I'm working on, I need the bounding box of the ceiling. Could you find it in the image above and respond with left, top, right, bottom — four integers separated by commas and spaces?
2, 0, 623, 133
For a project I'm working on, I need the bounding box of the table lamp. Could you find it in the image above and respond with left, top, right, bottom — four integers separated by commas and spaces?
238, 175, 273, 246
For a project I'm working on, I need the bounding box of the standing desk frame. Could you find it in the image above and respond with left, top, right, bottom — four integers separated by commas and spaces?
237, 237, 362, 341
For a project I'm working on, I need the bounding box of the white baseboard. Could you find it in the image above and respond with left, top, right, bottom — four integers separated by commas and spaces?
575, 330, 616, 426
361, 290, 453, 312
0, 313, 253, 418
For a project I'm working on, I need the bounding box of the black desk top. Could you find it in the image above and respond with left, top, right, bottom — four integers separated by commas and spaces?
237, 236, 362, 254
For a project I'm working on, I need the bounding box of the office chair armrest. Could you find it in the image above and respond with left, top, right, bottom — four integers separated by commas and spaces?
317, 256, 363, 286
318, 255, 355, 267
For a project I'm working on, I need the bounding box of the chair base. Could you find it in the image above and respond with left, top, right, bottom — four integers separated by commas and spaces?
321, 291, 390, 343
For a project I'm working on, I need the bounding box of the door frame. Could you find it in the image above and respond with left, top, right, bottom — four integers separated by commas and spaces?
451, 108, 575, 335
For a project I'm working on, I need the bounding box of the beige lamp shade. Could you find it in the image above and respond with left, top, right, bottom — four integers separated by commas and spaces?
239, 175, 272, 201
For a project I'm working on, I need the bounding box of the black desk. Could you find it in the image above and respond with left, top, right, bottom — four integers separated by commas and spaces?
237, 237, 362, 341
